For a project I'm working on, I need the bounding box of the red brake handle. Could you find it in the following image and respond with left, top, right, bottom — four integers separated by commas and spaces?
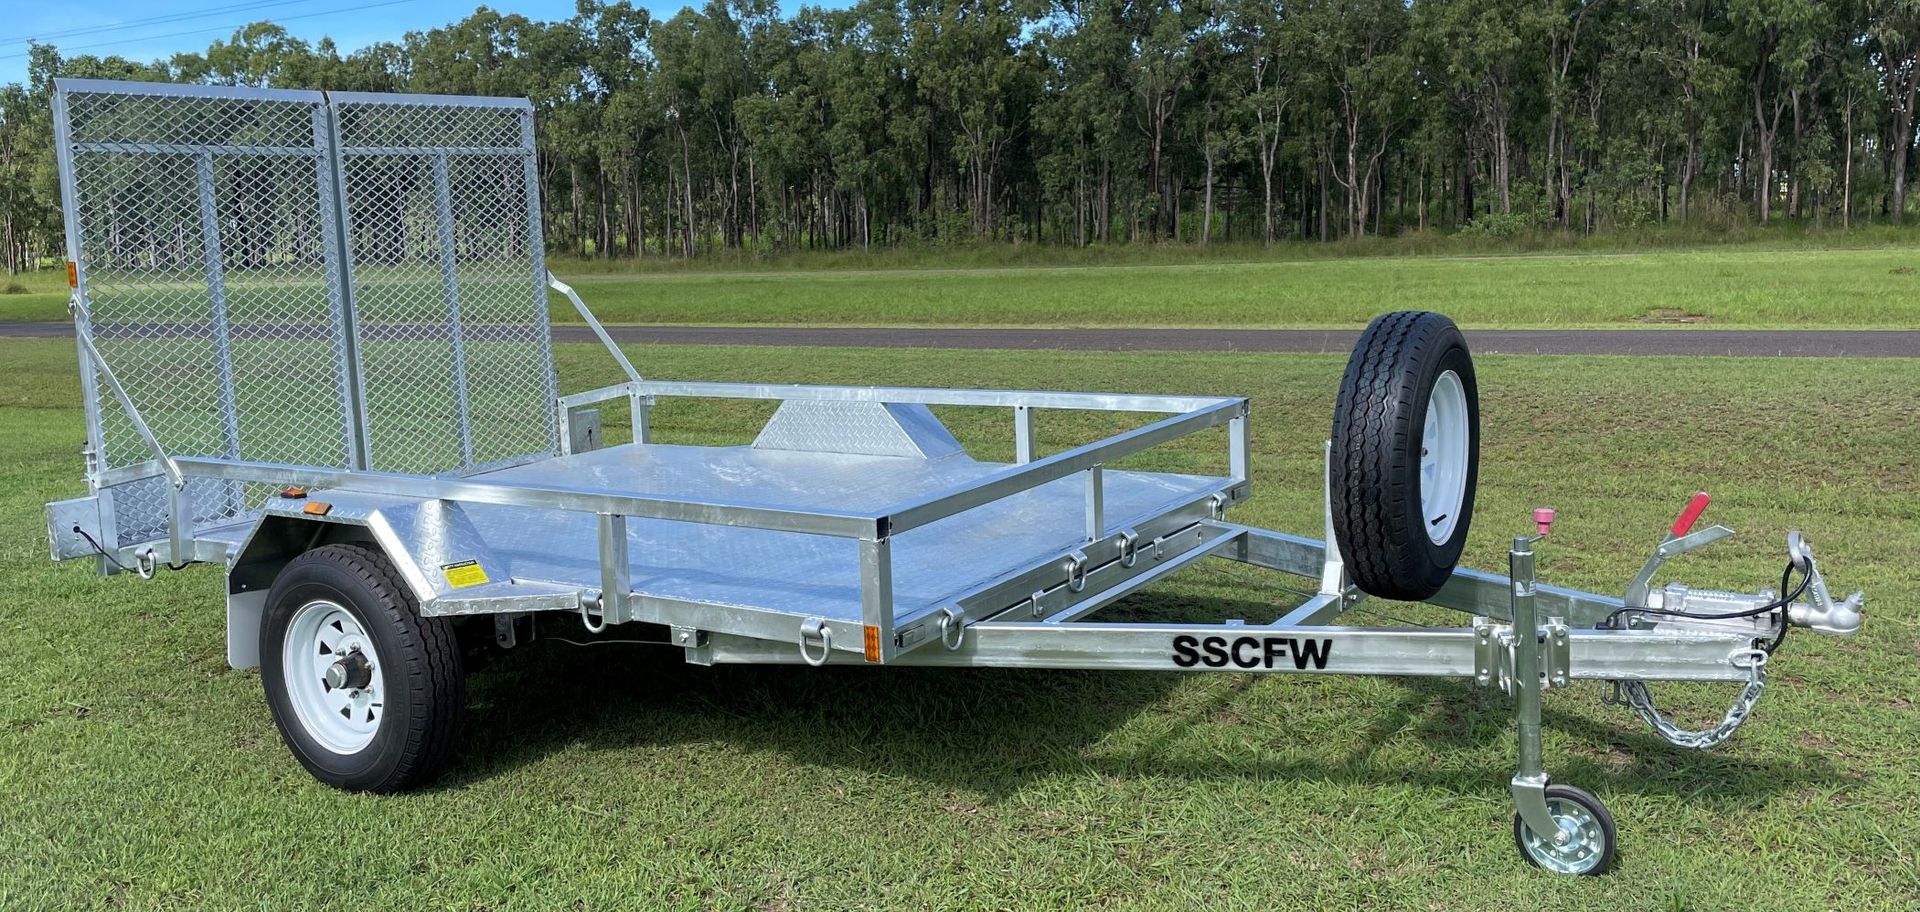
1670, 492, 1710, 538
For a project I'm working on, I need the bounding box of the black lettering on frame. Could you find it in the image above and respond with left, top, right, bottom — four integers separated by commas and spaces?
1231, 637, 1261, 668
1201, 636, 1230, 668
1294, 638, 1332, 670
1171, 635, 1200, 667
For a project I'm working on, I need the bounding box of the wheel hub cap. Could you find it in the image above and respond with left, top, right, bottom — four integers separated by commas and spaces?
323, 649, 373, 692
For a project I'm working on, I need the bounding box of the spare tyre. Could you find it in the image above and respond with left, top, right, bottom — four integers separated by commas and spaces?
1330, 311, 1480, 600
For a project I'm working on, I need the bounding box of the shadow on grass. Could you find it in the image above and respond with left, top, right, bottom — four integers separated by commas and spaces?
442, 598, 1843, 810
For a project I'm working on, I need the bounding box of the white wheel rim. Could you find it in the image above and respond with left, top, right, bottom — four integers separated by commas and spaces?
1520, 796, 1608, 874
1420, 370, 1470, 545
282, 599, 386, 754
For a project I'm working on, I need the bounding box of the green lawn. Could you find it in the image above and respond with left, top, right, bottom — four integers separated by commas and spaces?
1, 338, 1916, 909
534, 245, 1920, 328
10, 240, 1920, 328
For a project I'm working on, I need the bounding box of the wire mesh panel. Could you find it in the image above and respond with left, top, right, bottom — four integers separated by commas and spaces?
330, 93, 557, 475
53, 80, 356, 546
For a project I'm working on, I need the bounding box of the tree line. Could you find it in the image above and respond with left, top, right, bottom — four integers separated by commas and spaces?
4, 0, 1920, 272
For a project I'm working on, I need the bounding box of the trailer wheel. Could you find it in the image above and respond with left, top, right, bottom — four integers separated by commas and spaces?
1513, 785, 1617, 875
260, 543, 464, 792
1331, 311, 1479, 600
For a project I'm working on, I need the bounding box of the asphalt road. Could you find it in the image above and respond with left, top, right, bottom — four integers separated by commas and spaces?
3, 321, 1914, 357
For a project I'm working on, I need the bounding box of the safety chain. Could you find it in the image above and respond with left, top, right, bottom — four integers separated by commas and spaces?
1607, 649, 1768, 750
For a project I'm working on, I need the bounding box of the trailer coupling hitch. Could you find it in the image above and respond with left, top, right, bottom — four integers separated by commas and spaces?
1783, 532, 1864, 636
1604, 493, 1864, 751
1618, 492, 1863, 639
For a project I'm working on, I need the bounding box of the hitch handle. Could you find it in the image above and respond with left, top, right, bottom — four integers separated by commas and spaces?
1670, 492, 1711, 539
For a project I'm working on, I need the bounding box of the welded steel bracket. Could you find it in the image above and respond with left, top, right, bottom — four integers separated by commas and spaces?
674, 625, 711, 665
1473, 617, 1497, 688
1473, 616, 1570, 694
1511, 773, 1558, 848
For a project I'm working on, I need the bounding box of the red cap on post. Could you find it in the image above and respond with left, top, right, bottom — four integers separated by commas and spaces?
1533, 508, 1556, 536
1670, 492, 1711, 538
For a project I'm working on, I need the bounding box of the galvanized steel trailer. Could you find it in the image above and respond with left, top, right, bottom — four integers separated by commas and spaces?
44, 80, 1864, 876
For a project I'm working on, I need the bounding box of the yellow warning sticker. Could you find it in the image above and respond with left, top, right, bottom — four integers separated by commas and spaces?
441, 560, 489, 588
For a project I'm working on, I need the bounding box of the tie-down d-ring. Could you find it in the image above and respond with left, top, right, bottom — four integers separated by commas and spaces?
1117, 529, 1141, 568
799, 617, 833, 666
580, 592, 610, 634
1066, 549, 1090, 592
938, 608, 966, 651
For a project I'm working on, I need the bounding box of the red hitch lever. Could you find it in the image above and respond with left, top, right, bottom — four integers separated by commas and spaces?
1670, 491, 1711, 539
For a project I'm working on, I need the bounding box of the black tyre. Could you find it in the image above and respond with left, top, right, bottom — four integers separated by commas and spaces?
1513, 785, 1617, 875
1330, 311, 1480, 600
260, 543, 465, 792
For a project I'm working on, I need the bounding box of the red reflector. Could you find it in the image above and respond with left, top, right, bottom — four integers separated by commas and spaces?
279, 487, 308, 498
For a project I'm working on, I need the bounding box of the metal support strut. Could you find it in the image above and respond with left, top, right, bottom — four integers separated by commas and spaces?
1508, 532, 1563, 846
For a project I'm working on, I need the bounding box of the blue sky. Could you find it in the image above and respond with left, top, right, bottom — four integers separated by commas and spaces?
0, 0, 761, 86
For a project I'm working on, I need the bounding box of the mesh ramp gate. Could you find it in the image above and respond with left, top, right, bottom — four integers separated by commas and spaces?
52, 79, 558, 549
331, 93, 556, 475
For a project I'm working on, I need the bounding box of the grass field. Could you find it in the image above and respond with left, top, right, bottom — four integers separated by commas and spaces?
8, 239, 1920, 329
1, 337, 1915, 910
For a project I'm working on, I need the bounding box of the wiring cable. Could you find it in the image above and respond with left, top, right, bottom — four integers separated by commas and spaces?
1601, 559, 1809, 654
71, 524, 134, 573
